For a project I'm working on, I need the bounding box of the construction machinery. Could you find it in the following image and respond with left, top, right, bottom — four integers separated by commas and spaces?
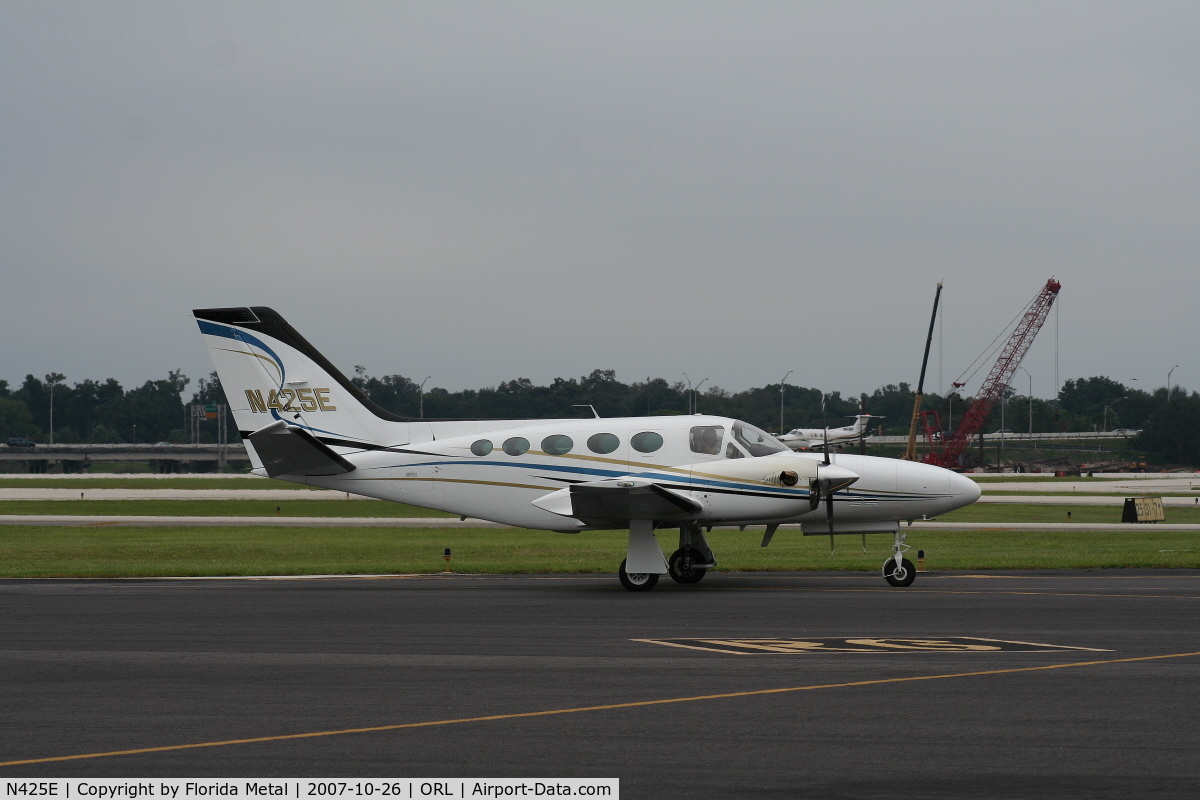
902, 283, 943, 461
921, 278, 1061, 469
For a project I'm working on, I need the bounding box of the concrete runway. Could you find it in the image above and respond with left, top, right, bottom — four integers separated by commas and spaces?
0, 488, 354, 500
0, 514, 498, 527
976, 478, 1200, 494
979, 495, 1200, 506
2, 571, 1198, 797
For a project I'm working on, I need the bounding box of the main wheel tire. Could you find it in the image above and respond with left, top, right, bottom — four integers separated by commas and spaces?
668, 548, 707, 584
882, 557, 916, 587
619, 558, 660, 592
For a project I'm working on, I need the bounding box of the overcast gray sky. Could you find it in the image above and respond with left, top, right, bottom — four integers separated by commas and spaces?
2, 1, 1196, 400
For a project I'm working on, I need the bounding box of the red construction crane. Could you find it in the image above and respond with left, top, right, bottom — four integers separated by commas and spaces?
922, 278, 1061, 468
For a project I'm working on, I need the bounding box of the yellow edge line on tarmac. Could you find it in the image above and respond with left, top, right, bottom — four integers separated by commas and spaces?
3, 650, 1199, 768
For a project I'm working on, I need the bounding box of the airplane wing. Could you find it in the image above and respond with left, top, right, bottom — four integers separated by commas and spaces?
532, 479, 703, 524
246, 420, 357, 478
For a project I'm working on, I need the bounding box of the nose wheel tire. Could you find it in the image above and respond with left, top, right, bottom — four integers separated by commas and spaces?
882, 557, 916, 587
668, 548, 707, 584
619, 559, 660, 591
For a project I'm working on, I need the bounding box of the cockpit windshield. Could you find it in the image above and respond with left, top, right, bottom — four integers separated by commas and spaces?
732, 421, 788, 457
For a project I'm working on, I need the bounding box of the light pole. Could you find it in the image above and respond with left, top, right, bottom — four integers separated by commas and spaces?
418, 376, 431, 419
779, 370, 793, 435
1168, 365, 1179, 401
44, 373, 64, 445
1103, 397, 1127, 432
682, 373, 693, 414
694, 378, 708, 415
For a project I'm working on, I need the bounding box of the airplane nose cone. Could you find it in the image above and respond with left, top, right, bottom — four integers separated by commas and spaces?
949, 471, 982, 507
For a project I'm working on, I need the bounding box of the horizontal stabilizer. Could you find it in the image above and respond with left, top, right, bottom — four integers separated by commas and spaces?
532, 479, 702, 524
247, 420, 357, 478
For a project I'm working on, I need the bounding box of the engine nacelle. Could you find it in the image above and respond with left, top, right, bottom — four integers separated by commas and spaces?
671, 455, 858, 523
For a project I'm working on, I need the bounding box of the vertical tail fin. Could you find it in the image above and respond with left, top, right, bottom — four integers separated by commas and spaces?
193, 307, 410, 449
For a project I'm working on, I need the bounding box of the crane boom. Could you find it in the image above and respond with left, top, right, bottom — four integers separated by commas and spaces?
903, 282, 943, 461
924, 278, 1061, 468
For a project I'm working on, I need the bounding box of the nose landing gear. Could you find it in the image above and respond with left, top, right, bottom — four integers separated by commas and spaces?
882, 529, 916, 587
882, 556, 916, 587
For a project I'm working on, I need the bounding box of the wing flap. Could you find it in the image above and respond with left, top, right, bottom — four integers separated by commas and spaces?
532, 479, 702, 524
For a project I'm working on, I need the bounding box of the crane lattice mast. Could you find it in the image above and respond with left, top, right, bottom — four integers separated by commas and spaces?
924, 278, 1061, 469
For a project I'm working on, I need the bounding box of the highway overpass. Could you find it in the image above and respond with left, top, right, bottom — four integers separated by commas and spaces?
0, 443, 249, 472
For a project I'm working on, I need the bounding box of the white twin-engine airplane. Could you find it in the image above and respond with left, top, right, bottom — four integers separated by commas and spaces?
779, 415, 880, 451
194, 307, 980, 592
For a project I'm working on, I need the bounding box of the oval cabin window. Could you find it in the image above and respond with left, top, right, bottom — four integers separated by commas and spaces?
587, 433, 620, 454
630, 431, 663, 453
503, 437, 530, 456
541, 435, 574, 456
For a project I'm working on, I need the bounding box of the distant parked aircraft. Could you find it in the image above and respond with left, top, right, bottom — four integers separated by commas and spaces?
779, 415, 881, 451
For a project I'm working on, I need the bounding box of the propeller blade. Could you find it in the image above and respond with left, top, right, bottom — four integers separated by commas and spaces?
808, 478, 821, 512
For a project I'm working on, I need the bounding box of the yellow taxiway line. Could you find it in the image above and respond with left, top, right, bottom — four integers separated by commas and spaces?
3, 650, 1199, 768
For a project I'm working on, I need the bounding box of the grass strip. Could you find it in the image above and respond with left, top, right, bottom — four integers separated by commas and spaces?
1, 525, 1198, 578
0, 499, 452, 517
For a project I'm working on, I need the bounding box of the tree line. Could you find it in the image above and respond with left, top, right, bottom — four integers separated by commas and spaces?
0, 368, 1195, 464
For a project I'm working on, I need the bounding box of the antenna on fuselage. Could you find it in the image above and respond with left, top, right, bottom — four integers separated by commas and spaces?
572, 404, 600, 418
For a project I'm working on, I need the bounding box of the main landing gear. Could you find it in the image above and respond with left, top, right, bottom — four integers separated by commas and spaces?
667, 523, 715, 585
620, 522, 716, 591
619, 559, 659, 591
882, 529, 916, 587
668, 548, 706, 584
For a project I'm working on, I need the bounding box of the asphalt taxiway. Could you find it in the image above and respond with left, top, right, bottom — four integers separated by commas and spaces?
2, 571, 1199, 798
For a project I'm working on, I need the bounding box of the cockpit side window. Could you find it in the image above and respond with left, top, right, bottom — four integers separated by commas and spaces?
732, 421, 787, 457
689, 425, 724, 456
725, 442, 745, 459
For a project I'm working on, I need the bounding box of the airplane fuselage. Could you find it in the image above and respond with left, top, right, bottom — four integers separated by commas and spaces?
291, 414, 979, 530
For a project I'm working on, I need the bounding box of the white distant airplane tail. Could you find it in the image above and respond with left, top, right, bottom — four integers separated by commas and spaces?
848, 414, 874, 435
193, 307, 408, 450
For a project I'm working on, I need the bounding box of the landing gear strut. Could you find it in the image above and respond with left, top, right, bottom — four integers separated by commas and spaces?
882, 529, 916, 587
619, 519, 669, 591
668, 524, 715, 585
